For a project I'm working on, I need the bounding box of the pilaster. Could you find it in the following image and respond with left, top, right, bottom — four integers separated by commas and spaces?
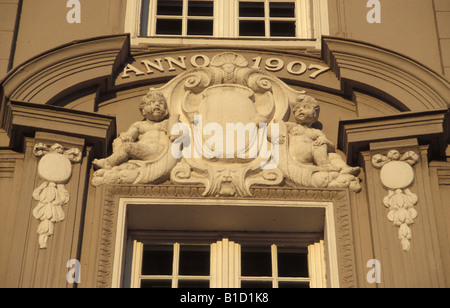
2, 101, 116, 288
339, 109, 449, 287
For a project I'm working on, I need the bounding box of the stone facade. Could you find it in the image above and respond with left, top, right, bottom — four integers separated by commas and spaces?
0, 1, 449, 288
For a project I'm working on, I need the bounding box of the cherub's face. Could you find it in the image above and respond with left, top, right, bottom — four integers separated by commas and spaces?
293, 103, 318, 125
142, 99, 167, 121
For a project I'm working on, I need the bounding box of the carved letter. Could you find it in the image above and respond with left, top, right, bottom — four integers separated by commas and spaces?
165, 56, 187, 71
122, 64, 145, 78
191, 54, 211, 68
141, 59, 165, 73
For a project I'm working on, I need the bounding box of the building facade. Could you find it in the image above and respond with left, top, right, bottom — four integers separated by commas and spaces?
0, 0, 449, 288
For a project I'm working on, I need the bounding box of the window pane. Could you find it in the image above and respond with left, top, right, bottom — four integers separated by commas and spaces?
241, 281, 273, 288
270, 21, 296, 37
141, 279, 172, 288
239, 20, 266, 37
188, 1, 214, 16
239, 1, 265, 17
178, 280, 210, 288
140, 0, 150, 36
270, 2, 295, 18
142, 245, 173, 275
277, 247, 309, 277
241, 246, 272, 276
179, 245, 210, 276
157, 0, 183, 16
156, 19, 183, 35
188, 19, 214, 36
278, 281, 310, 288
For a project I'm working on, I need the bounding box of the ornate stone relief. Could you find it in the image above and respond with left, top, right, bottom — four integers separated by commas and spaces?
92, 52, 361, 196
33, 143, 82, 249
372, 150, 420, 251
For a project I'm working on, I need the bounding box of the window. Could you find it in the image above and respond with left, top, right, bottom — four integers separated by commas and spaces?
113, 198, 339, 288
238, 1, 297, 38
125, 0, 329, 48
134, 241, 211, 288
128, 233, 326, 288
140, 0, 215, 36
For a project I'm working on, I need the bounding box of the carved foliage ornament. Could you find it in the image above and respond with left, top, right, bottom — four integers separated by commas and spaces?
372, 150, 420, 251
92, 52, 361, 197
33, 143, 81, 249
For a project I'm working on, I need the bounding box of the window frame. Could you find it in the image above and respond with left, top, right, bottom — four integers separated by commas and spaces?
124, 0, 330, 49
112, 198, 340, 288
127, 231, 326, 288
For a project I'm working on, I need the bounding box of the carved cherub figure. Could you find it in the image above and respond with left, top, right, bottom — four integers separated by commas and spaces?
280, 94, 359, 176
93, 89, 179, 170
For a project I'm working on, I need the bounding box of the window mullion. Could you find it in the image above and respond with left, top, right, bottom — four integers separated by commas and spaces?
265, 0, 270, 38
271, 244, 279, 288
172, 242, 181, 288
182, 0, 188, 36
131, 240, 143, 288
150, 0, 157, 36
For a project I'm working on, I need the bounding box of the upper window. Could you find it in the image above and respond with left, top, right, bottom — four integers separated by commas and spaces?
238, 1, 297, 38
125, 0, 329, 48
141, 0, 215, 36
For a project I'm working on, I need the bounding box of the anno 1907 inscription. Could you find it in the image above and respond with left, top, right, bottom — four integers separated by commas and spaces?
121, 53, 330, 80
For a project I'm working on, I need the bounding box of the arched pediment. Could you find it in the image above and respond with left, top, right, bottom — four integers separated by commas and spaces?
2, 35, 449, 113
322, 37, 450, 111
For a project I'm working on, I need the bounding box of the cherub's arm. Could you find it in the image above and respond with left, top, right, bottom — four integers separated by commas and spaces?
285, 122, 297, 133
112, 122, 141, 152
119, 122, 141, 142
313, 130, 335, 152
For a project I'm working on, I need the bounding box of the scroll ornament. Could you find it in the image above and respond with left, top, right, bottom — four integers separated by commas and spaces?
372, 150, 420, 251
33, 143, 82, 249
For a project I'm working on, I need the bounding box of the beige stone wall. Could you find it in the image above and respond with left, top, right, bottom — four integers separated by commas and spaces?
434, 0, 450, 79
7, 0, 448, 80
0, 0, 20, 79
11, 0, 126, 68
328, 0, 443, 74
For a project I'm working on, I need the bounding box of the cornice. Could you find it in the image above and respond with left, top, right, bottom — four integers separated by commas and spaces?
322, 36, 450, 111
1, 34, 130, 104
338, 108, 450, 165
3, 101, 116, 157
